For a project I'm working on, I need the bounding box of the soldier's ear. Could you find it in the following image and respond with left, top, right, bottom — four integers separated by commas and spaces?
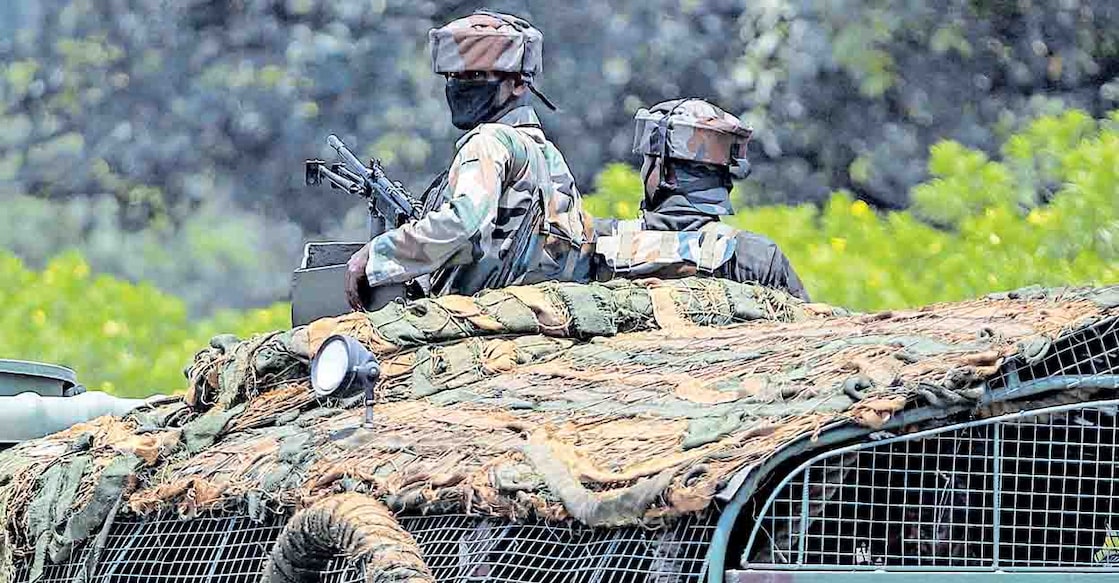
509, 75, 529, 98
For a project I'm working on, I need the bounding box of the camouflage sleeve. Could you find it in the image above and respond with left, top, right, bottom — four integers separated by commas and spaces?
365, 132, 511, 286
727, 231, 811, 302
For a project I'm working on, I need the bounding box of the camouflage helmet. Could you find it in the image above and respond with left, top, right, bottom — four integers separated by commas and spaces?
633, 99, 753, 179
429, 11, 543, 78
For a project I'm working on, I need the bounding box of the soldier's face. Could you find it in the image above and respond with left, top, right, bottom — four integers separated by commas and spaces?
445, 71, 525, 103
443, 71, 527, 129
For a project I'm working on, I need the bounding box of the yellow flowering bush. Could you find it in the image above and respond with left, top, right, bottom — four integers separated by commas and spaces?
0, 251, 289, 397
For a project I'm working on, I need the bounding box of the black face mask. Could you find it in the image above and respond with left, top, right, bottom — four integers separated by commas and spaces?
643, 161, 734, 231
445, 78, 507, 130
664, 163, 732, 195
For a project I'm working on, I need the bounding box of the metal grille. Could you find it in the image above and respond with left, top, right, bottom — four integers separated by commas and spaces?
12, 511, 716, 582
744, 399, 1119, 569
321, 513, 716, 583
987, 314, 1119, 394
11, 513, 287, 583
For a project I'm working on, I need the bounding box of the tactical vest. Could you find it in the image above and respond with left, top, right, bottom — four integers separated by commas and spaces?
430, 123, 590, 294
594, 219, 739, 278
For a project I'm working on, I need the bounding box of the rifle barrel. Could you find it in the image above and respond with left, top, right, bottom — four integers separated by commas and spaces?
327, 135, 372, 181
322, 134, 417, 221
316, 164, 364, 196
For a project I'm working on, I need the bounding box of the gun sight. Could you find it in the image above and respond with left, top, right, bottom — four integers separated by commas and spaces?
305, 160, 325, 186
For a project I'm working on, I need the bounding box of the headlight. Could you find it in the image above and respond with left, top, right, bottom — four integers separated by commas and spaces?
311, 338, 350, 397
310, 335, 380, 399
310, 335, 381, 428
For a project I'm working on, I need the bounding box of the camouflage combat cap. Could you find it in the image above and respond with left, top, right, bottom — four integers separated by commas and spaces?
429, 11, 543, 77
633, 99, 753, 175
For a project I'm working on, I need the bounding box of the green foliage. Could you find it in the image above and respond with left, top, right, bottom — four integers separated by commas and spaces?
583, 110, 1118, 311
582, 164, 643, 220
0, 194, 303, 314
0, 251, 290, 397
3, 109, 1114, 398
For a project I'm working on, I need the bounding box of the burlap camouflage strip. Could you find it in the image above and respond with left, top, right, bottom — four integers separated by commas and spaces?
185, 277, 805, 409
263, 493, 432, 583
1, 279, 1116, 583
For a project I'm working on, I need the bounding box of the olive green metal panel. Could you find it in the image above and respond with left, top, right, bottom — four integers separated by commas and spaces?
0, 359, 76, 397
291, 241, 365, 327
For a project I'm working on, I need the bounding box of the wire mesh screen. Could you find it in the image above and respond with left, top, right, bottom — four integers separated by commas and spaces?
11, 511, 716, 583
1000, 406, 1119, 567
987, 314, 1119, 393
321, 513, 716, 583
744, 399, 1119, 569
11, 513, 287, 583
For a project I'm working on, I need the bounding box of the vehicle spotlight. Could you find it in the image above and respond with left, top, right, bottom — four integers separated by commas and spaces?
310, 334, 380, 428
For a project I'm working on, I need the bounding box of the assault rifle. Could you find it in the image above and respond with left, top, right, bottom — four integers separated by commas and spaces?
305, 134, 420, 239
299, 135, 429, 320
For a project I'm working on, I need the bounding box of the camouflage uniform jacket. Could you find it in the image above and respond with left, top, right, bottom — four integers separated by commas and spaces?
593, 217, 810, 301
365, 106, 594, 295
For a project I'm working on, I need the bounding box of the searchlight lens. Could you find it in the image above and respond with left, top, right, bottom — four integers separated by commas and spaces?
311, 337, 350, 397
309, 334, 379, 402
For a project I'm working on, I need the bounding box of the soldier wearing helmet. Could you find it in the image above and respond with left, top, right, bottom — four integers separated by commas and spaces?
345, 11, 594, 308
594, 99, 809, 300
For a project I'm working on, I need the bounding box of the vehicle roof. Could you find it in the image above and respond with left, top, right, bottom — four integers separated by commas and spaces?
1, 278, 1115, 569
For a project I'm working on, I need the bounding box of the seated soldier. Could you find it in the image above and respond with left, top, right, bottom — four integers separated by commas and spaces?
344, 11, 594, 311
593, 99, 809, 300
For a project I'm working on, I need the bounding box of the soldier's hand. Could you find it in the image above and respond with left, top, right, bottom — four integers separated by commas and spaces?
345, 243, 372, 311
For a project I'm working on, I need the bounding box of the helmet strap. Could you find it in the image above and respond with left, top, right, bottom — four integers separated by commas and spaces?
527, 81, 558, 111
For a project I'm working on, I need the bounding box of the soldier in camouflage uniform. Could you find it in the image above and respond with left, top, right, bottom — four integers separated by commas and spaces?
594, 99, 810, 300
345, 11, 594, 309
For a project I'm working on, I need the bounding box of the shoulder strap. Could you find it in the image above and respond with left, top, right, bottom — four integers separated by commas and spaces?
697, 222, 737, 273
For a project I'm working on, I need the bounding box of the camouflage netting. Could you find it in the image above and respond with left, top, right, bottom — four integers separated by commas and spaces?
1, 278, 1117, 583
183, 278, 808, 411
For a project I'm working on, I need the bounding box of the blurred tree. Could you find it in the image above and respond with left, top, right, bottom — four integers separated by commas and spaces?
0, 0, 1115, 312
0, 194, 302, 313
725, 0, 1119, 208
5, 0, 1111, 221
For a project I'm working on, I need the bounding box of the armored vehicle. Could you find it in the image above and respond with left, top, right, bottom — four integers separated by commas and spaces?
1, 279, 1117, 583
